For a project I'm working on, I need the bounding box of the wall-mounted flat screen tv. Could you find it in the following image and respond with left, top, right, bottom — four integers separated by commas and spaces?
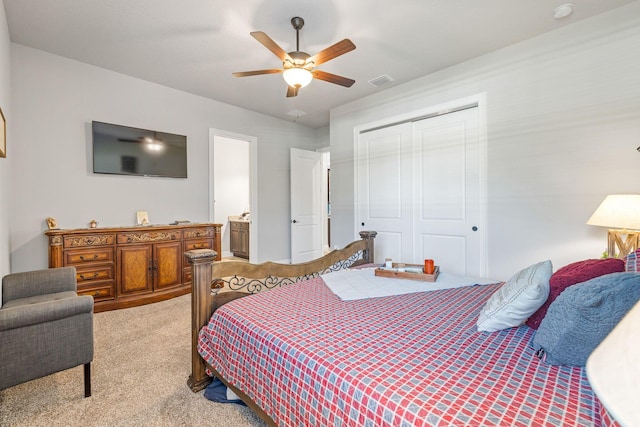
92, 121, 187, 178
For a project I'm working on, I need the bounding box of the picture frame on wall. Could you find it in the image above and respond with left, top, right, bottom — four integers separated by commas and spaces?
0, 107, 5, 158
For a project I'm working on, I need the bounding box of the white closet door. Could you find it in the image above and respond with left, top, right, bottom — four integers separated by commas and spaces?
356, 106, 484, 275
412, 107, 481, 276
356, 123, 413, 263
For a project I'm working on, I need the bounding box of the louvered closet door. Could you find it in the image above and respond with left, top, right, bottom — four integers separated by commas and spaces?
356, 123, 414, 263
356, 107, 483, 275
412, 107, 481, 276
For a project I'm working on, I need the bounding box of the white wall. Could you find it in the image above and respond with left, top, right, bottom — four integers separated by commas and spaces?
330, 3, 640, 280
213, 136, 250, 257
9, 44, 318, 272
0, 0, 11, 302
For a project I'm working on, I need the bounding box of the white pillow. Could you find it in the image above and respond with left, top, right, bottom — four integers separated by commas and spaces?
477, 260, 552, 332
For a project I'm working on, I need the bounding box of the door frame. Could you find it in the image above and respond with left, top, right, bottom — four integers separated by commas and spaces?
317, 146, 331, 252
353, 93, 488, 276
209, 128, 258, 262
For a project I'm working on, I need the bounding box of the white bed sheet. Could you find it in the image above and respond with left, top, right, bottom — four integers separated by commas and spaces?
321, 267, 497, 300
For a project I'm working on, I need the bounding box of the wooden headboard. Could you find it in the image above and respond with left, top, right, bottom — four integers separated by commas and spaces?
185, 231, 377, 392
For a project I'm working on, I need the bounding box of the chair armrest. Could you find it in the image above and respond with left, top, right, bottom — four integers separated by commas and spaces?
0, 295, 93, 332
2, 267, 77, 304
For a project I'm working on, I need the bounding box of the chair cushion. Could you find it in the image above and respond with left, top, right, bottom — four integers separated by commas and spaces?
0, 293, 93, 331
2, 291, 78, 309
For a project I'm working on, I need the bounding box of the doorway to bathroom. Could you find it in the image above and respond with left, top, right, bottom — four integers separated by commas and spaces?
210, 129, 257, 262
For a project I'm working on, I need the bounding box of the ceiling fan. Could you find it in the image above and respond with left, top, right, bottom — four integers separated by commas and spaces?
233, 17, 356, 97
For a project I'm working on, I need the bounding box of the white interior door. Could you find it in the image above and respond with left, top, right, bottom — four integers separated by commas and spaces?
413, 108, 481, 276
290, 148, 323, 263
356, 123, 413, 263
356, 106, 485, 276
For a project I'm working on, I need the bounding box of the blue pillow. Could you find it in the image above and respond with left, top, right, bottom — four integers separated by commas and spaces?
532, 272, 640, 366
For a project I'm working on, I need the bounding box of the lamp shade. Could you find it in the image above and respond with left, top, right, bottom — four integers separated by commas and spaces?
586, 299, 640, 426
283, 68, 313, 88
586, 195, 640, 230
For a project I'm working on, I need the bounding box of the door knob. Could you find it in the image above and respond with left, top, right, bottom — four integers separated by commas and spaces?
292, 219, 298, 223
472, 226, 478, 231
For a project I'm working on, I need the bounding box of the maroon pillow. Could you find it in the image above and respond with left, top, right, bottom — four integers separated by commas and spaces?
525, 258, 624, 329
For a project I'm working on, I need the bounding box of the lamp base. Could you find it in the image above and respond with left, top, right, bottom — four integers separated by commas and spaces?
607, 229, 640, 259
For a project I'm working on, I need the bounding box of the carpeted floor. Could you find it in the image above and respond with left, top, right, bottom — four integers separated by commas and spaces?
0, 294, 267, 427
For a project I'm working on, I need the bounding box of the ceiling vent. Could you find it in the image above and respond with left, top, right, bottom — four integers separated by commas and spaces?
368, 74, 394, 88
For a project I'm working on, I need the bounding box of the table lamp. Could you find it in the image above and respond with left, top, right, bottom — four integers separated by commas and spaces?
586, 194, 640, 259
586, 299, 640, 426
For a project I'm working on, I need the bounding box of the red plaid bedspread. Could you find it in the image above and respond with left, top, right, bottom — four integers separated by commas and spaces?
198, 276, 603, 426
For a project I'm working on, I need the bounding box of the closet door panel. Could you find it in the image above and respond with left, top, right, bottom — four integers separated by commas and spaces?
356, 123, 413, 263
367, 134, 402, 219
413, 107, 481, 275
419, 121, 466, 221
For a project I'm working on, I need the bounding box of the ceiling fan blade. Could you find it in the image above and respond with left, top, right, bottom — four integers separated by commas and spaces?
233, 69, 283, 77
312, 70, 355, 87
307, 39, 355, 66
250, 31, 292, 61
286, 86, 299, 97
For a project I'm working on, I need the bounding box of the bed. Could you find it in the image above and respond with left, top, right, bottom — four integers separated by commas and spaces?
186, 232, 618, 426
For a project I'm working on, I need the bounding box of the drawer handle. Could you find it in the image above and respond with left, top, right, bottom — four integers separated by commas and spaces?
93, 291, 101, 297
79, 254, 99, 261
194, 244, 205, 249
80, 272, 100, 280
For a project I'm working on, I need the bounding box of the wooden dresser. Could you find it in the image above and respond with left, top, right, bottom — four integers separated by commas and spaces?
45, 223, 221, 312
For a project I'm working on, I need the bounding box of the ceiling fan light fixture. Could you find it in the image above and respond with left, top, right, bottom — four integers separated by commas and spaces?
283, 67, 313, 88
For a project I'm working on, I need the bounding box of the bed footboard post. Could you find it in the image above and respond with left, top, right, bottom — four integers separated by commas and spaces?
359, 231, 377, 264
185, 249, 217, 392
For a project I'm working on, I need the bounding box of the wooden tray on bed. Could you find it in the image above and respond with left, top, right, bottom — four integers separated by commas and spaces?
375, 263, 440, 282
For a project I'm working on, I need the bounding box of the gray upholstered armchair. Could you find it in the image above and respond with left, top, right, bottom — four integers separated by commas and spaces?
0, 267, 94, 397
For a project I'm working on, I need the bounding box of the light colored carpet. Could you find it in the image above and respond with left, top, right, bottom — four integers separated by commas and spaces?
0, 294, 267, 427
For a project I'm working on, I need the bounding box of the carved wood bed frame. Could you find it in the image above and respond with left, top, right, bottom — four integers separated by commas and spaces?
185, 231, 377, 425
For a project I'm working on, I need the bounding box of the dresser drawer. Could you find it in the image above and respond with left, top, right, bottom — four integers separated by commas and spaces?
183, 227, 215, 239
77, 282, 115, 301
65, 247, 114, 265
184, 239, 213, 251
63, 234, 115, 248
75, 265, 115, 284
117, 230, 182, 244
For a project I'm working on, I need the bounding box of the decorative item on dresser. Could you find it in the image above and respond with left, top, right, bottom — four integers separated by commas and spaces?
46, 223, 221, 312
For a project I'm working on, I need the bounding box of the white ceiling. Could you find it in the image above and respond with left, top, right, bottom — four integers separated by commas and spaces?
3, 0, 635, 128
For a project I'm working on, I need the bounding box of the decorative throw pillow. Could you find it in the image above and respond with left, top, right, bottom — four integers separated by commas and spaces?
477, 260, 552, 332
532, 272, 640, 366
625, 249, 640, 272
525, 258, 625, 329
